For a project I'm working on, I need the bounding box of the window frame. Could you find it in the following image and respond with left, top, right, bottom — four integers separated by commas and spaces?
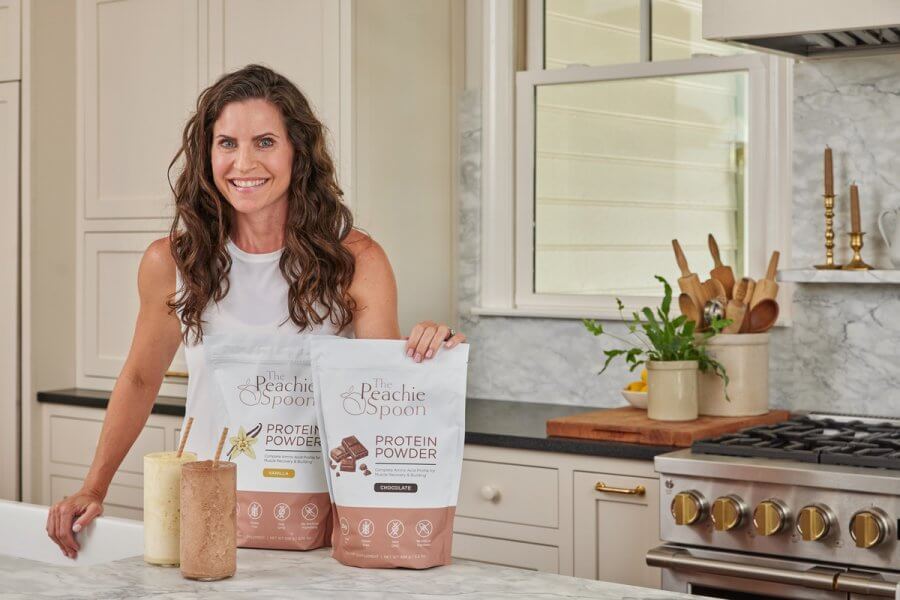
473, 0, 793, 321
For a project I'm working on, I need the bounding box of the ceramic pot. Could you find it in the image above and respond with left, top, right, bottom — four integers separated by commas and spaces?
698, 333, 769, 416
646, 360, 698, 422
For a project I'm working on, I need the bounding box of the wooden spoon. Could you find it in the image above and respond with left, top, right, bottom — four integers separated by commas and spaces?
739, 278, 756, 333
748, 299, 779, 333
679, 293, 703, 330
723, 278, 749, 334
672, 239, 706, 309
750, 251, 780, 309
708, 234, 736, 300
701, 278, 727, 305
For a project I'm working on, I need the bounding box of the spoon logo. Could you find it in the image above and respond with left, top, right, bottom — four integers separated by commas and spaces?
341, 386, 365, 415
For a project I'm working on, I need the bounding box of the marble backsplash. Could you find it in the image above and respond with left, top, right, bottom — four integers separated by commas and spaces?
458, 55, 900, 417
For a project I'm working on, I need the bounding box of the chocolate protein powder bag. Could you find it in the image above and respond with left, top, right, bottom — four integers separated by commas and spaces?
311, 337, 470, 569
204, 333, 330, 550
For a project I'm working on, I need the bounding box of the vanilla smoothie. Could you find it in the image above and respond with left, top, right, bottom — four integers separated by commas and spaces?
143, 451, 197, 566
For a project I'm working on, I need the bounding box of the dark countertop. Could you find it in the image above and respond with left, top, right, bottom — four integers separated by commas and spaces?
37, 389, 676, 460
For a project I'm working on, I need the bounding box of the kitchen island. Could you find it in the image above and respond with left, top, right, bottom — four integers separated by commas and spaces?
1, 547, 703, 599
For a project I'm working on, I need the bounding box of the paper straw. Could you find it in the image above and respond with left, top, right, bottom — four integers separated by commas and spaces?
214, 427, 229, 464
176, 417, 194, 458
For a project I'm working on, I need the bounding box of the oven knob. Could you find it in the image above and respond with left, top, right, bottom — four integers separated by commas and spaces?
849, 509, 891, 549
796, 504, 834, 542
753, 499, 789, 536
671, 490, 707, 526
711, 495, 746, 531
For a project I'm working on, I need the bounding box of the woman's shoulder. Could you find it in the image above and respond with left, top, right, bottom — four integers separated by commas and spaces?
342, 228, 383, 261
342, 228, 393, 279
139, 236, 177, 287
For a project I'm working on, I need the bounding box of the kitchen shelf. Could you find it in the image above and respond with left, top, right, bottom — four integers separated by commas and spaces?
777, 269, 900, 284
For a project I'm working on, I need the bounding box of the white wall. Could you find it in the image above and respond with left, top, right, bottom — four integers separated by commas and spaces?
25, 0, 78, 501
352, 0, 464, 334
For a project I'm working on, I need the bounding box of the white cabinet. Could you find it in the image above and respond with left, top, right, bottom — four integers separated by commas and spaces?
0, 80, 18, 501
572, 471, 661, 588
81, 0, 203, 220
456, 444, 661, 586
40, 403, 184, 519
0, 0, 20, 82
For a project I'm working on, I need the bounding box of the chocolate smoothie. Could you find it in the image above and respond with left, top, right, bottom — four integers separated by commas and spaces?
179, 460, 237, 580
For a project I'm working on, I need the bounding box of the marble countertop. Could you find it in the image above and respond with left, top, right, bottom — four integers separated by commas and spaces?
38, 389, 678, 460
0, 548, 702, 600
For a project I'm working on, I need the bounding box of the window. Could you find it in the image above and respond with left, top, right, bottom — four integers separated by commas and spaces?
475, 0, 791, 318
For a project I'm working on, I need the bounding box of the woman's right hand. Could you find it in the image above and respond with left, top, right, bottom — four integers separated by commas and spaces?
46, 489, 104, 559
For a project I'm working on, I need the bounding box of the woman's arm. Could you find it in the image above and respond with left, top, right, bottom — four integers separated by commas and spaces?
344, 230, 465, 356
46, 237, 184, 558
345, 230, 402, 340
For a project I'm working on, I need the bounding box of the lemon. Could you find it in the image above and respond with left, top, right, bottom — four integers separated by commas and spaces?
638, 382, 648, 392
626, 381, 643, 391
641, 368, 648, 383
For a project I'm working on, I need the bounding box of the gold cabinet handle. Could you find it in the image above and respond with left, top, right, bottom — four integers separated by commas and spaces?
595, 482, 646, 496
165, 370, 189, 379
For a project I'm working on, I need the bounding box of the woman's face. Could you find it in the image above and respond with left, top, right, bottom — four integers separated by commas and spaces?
211, 98, 294, 218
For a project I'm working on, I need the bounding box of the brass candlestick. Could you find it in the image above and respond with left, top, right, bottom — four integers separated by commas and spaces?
842, 232, 873, 270
814, 194, 841, 269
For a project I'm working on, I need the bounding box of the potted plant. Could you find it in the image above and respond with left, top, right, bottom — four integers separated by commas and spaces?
583, 276, 728, 421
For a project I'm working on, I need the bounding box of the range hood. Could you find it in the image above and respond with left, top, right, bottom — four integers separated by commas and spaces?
703, 0, 900, 59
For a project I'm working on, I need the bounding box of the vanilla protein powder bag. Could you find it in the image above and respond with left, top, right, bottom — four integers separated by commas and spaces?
204, 333, 330, 550
311, 337, 470, 569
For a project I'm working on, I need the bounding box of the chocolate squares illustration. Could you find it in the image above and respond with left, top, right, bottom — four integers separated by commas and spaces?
330, 436, 369, 476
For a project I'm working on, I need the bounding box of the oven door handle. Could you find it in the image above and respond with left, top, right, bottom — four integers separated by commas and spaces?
646, 546, 842, 592
835, 572, 899, 597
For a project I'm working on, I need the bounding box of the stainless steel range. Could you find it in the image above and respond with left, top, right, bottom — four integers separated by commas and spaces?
648, 413, 900, 599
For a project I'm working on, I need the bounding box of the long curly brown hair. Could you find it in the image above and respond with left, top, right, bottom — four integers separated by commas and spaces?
167, 64, 356, 344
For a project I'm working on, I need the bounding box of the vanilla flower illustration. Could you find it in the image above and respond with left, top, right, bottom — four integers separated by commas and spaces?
228, 426, 258, 460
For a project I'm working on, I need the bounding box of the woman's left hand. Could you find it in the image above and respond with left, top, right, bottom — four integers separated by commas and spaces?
405, 321, 466, 362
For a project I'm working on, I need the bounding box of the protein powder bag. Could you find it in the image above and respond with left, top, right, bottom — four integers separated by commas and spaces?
204, 333, 330, 550
311, 337, 470, 569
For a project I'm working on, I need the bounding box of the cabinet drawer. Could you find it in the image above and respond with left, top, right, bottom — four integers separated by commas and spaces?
49, 415, 166, 475
452, 533, 558, 573
457, 460, 558, 528
50, 475, 143, 520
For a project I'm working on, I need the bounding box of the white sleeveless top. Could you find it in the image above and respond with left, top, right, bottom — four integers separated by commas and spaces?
178, 239, 352, 457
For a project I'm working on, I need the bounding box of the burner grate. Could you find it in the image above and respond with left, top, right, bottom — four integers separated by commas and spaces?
692, 416, 900, 470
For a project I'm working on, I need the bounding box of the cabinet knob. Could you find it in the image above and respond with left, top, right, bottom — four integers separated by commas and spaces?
753, 499, 789, 536
797, 504, 834, 542
671, 490, 706, 526
480, 485, 501, 502
850, 509, 890, 549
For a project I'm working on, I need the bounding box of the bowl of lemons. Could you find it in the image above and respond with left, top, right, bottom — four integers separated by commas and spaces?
622, 369, 648, 409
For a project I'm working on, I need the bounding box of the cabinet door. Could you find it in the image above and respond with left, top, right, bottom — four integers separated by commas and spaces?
82, 232, 188, 381
0, 81, 18, 500
573, 471, 661, 588
207, 0, 342, 161
81, 0, 203, 219
0, 0, 19, 82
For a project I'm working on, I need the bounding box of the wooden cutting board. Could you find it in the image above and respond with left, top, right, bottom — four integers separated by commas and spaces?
546, 407, 791, 447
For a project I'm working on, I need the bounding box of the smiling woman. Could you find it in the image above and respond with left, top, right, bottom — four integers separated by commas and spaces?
44, 64, 466, 559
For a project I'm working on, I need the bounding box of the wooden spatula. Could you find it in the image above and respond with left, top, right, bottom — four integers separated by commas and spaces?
723, 278, 749, 334
672, 239, 706, 309
750, 251, 780, 309
708, 234, 736, 300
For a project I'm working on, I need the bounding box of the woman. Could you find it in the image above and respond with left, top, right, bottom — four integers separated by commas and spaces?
45, 64, 465, 558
